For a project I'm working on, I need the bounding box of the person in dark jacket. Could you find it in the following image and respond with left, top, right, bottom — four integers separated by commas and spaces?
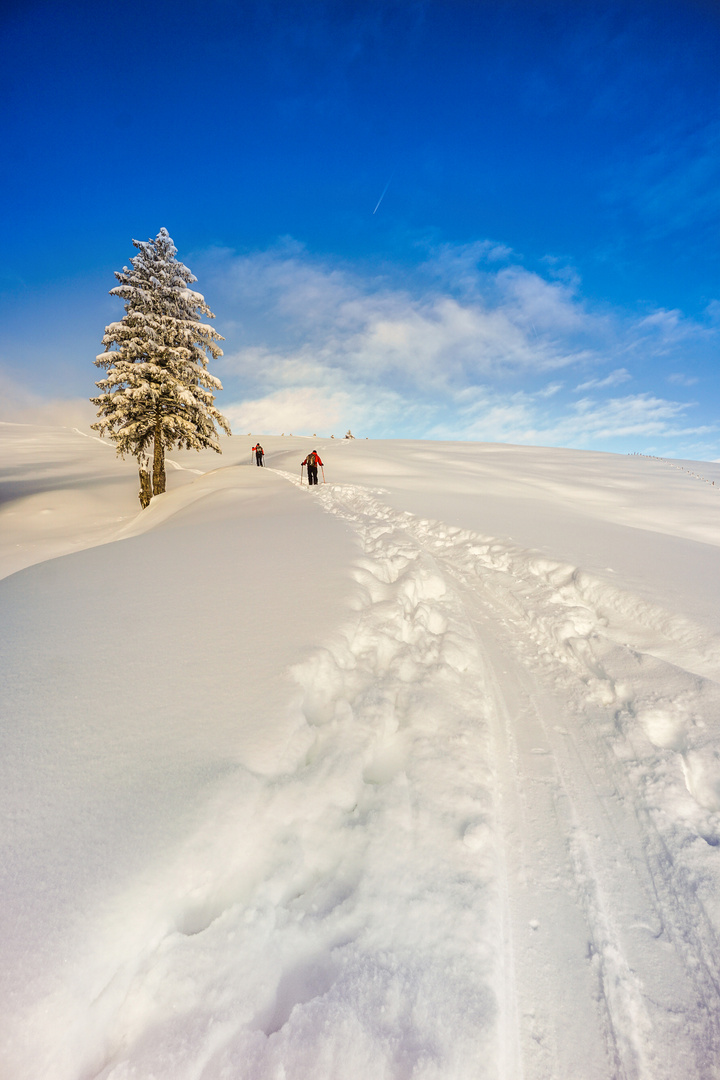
302, 449, 323, 485
253, 443, 264, 466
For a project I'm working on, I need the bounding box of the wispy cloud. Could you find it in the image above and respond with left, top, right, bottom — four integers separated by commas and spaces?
206, 243, 599, 388
575, 368, 631, 391
667, 372, 699, 387
208, 243, 607, 399
429, 389, 713, 447
188, 241, 720, 452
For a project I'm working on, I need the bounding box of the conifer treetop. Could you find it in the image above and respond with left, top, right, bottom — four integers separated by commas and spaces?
91, 228, 231, 464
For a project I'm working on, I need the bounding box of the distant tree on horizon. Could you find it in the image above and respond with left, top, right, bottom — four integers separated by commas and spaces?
91, 228, 231, 508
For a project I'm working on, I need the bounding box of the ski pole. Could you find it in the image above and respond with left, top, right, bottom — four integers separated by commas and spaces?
321, 465, 326, 484
300, 464, 305, 484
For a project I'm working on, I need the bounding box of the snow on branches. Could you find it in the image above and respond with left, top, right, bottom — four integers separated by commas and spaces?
91, 228, 232, 507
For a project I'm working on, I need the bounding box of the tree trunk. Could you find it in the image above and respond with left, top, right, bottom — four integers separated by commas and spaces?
138, 467, 152, 509
152, 412, 166, 495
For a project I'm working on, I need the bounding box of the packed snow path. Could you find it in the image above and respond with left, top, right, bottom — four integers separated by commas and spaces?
274, 475, 720, 1080
2, 428, 720, 1079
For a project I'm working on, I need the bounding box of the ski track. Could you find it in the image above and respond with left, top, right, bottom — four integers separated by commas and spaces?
279, 475, 720, 1080
86, 472, 720, 1079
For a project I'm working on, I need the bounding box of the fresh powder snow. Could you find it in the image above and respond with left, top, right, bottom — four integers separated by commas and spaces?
2, 422, 720, 1080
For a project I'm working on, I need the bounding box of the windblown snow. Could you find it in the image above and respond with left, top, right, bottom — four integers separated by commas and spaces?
2, 422, 720, 1080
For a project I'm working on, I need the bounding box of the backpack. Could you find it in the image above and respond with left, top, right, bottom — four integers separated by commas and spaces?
307, 451, 317, 466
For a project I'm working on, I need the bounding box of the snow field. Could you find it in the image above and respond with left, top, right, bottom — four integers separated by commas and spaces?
1, 467, 358, 1079
2, 427, 720, 1079
89, 475, 508, 1078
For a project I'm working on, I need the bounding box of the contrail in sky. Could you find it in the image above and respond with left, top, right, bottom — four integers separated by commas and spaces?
373, 172, 394, 214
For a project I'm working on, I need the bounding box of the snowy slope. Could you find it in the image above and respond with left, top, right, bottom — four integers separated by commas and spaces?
2, 424, 720, 1080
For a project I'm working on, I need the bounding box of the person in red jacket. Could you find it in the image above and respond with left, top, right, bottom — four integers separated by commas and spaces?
302, 449, 323, 485
252, 443, 264, 466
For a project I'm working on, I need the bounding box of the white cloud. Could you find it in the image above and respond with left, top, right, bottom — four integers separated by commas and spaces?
179, 241, 720, 453
418, 239, 516, 292
2, 237, 717, 457
629, 306, 714, 358
667, 372, 699, 387
575, 368, 631, 391
225, 384, 430, 439
636, 309, 683, 333
227, 388, 351, 436
208, 243, 616, 408
430, 391, 714, 448
537, 382, 564, 398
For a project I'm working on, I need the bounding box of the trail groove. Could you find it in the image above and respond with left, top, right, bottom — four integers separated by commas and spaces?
290, 475, 720, 1080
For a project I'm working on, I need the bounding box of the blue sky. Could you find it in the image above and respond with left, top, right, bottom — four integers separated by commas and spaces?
1, 0, 719, 456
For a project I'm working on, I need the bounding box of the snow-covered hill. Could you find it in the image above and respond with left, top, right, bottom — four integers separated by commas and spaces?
2, 423, 720, 1080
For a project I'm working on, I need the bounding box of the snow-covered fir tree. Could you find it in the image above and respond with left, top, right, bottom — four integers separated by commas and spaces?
91, 228, 231, 507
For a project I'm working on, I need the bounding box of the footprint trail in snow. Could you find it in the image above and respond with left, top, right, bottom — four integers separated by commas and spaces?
91, 472, 720, 1079
277, 474, 720, 1080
